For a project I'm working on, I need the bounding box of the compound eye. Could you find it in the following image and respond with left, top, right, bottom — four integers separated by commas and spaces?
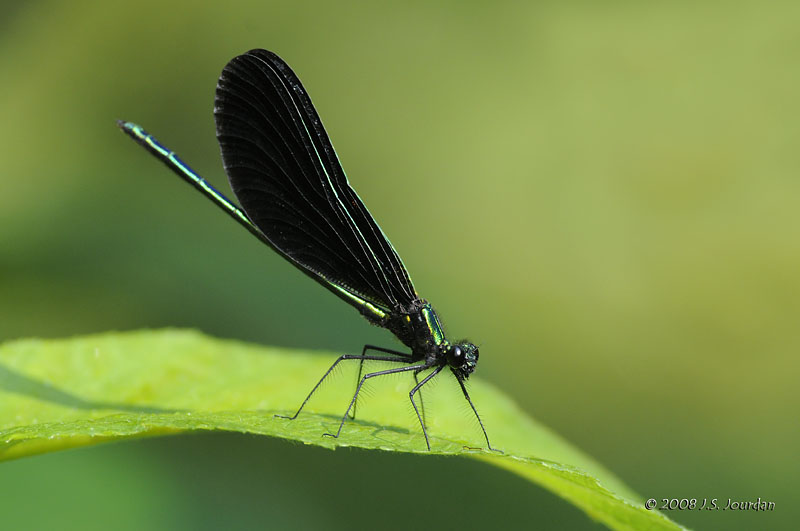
452, 346, 463, 359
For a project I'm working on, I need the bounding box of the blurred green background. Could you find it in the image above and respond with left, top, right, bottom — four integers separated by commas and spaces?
1, 1, 798, 529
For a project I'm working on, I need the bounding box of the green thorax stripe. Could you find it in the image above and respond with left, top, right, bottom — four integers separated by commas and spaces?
421, 304, 445, 346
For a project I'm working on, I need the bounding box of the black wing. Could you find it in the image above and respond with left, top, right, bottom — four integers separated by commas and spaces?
214, 49, 418, 317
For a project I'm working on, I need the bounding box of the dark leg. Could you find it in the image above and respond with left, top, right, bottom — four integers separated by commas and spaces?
413, 368, 428, 426
274, 354, 409, 420
452, 369, 503, 453
351, 345, 411, 420
409, 365, 445, 450
361, 345, 410, 357
323, 362, 430, 440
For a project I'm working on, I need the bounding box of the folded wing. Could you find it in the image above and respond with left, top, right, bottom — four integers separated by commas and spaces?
214, 49, 418, 315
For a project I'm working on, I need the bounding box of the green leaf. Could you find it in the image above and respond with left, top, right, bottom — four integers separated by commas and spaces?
0, 330, 683, 530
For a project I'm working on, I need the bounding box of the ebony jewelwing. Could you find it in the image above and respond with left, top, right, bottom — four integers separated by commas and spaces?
118, 49, 499, 452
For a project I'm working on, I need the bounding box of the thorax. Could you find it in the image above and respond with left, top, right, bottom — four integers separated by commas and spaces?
386, 300, 447, 360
